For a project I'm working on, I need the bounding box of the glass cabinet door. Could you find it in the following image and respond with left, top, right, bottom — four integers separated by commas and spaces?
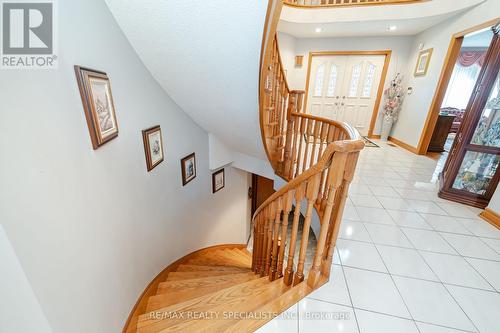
452, 71, 500, 196
439, 27, 500, 208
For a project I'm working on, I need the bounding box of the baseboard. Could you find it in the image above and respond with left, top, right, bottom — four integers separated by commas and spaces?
369, 135, 418, 154
479, 208, 500, 230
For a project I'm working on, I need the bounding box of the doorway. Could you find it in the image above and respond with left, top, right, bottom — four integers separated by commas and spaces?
304, 51, 391, 137
426, 29, 495, 168
438, 25, 500, 208
417, 19, 500, 156
250, 174, 275, 216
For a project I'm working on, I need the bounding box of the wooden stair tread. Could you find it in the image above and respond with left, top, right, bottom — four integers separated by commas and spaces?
224, 282, 312, 332
165, 271, 243, 281
233, 248, 252, 259
192, 251, 250, 268
159, 278, 291, 332
218, 248, 252, 264
137, 277, 287, 332
147, 273, 260, 311
184, 257, 249, 268
175, 264, 250, 273
156, 272, 257, 294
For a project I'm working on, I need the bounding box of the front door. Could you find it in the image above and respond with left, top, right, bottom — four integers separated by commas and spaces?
307, 54, 386, 136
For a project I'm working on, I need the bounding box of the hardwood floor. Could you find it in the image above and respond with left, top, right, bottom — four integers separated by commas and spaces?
125, 245, 310, 332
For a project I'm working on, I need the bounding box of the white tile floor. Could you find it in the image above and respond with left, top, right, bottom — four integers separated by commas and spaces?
257, 141, 500, 333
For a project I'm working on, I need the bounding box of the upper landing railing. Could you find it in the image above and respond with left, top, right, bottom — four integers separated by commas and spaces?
284, 0, 426, 8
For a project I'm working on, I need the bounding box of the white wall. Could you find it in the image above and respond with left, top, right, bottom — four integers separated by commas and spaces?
277, 32, 414, 134
392, 0, 500, 148
0, 0, 250, 332
487, 187, 500, 213
0, 225, 53, 333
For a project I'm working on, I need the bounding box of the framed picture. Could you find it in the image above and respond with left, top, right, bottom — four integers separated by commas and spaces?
212, 169, 225, 193
414, 48, 433, 77
75, 66, 119, 149
142, 125, 164, 171
181, 153, 196, 186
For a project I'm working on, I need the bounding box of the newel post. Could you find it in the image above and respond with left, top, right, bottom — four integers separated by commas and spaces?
321, 152, 360, 278
307, 151, 348, 289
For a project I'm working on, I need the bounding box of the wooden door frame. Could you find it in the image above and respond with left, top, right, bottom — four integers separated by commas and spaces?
303, 50, 392, 138
416, 18, 500, 155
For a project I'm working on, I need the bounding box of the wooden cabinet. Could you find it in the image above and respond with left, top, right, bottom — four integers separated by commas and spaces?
439, 26, 500, 208
428, 114, 456, 152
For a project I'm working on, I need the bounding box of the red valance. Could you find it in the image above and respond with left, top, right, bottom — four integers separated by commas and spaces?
458, 51, 486, 67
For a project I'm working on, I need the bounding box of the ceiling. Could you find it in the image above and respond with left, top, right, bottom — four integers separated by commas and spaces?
105, 0, 268, 159
279, 0, 486, 38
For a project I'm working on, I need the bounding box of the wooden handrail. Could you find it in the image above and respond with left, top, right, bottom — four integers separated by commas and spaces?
253, 138, 362, 219
255, 0, 365, 295
284, 0, 427, 8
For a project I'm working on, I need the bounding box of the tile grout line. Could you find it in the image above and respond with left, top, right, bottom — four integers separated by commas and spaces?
334, 263, 500, 295
336, 248, 362, 333
405, 229, 481, 333
307, 298, 477, 333
337, 236, 500, 265
364, 224, 422, 333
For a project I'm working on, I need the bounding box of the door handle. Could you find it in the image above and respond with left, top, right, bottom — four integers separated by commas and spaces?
342, 96, 346, 99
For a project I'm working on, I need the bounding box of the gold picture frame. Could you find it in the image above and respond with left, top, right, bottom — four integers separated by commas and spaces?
414, 48, 433, 77
75, 66, 119, 149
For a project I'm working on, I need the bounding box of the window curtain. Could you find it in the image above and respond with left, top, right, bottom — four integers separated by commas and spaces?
442, 51, 486, 110
457, 51, 486, 67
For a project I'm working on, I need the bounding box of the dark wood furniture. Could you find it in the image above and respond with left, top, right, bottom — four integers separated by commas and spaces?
441, 107, 465, 133
428, 114, 456, 152
439, 25, 500, 208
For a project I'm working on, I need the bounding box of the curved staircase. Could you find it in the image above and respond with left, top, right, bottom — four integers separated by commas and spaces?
129, 245, 310, 333
124, 1, 365, 332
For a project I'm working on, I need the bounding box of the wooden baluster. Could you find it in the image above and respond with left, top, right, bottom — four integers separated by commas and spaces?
320, 127, 337, 211
283, 182, 306, 285
297, 92, 305, 113
289, 115, 300, 179
255, 214, 263, 273
295, 117, 307, 177
264, 201, 276, 276
316, 123, 329, 205
251, 218, 257, 271
309, 120, 322, 168
283, 110, 295, 179
301, 119, 314, 174
308, 151, 348, 288
259, 206, 270, 276
322, 152, 360, 277
317, 123, 329, 164
293, 173, 321, 285
269, 197, 283, 281
252, 215, 259, 272
277, 191, 294, 280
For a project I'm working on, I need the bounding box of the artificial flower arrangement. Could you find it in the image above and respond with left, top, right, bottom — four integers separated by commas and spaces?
382, 73, 405, 122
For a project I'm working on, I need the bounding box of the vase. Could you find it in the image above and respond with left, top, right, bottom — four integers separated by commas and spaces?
381, 117, 393, 141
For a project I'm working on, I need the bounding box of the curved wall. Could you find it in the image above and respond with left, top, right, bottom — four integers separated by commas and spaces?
0, 0, 251, 332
